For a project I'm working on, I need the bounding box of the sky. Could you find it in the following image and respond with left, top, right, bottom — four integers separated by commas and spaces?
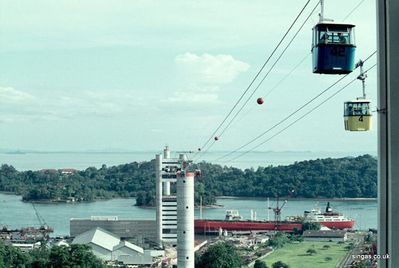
0, 0, 378, 156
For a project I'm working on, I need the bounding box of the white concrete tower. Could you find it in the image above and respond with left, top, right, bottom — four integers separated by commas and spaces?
163, 147, 171, 196
177, 171, 195, 268
155, 146, 183, 246
155, 154, 163, 248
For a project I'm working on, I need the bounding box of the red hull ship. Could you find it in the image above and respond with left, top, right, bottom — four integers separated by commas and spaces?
195, 219, 302, 233
302, 202, 355, 229
195, 209, 302, 234
194, 202, 355, 233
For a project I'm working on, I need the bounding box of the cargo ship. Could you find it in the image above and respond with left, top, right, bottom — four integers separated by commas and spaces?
195, 210, 302, 233
194, 202, 355, 234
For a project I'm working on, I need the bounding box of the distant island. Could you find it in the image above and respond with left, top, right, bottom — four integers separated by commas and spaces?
0, 155, 377, 206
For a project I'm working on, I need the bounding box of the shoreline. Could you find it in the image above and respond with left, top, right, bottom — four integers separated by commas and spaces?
1, 192, 377, 204
217, 196, 377, 202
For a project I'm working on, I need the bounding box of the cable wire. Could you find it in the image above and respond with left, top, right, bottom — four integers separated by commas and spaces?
342, 0, 368, 21
224, 63, 377, 163
264, 53, 311, 99
194, 0, 312, 158
213, 50, 376, 162
212, 0, 372, 151
216, 3, 319, 141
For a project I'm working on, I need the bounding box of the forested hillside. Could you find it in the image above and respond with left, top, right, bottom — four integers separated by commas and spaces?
194, 154, 377, 199
0, 155, 377, 206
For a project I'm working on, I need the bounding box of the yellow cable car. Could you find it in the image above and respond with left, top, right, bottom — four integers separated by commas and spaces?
344, 100, 372, 131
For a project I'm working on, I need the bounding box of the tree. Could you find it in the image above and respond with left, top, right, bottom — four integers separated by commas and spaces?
272, 261, 290, 268
49, 246, 71, 267
254, 259, 268, 268
29, 244, 50, 267
49, 245, 106, 267
0, 240, 31, 267
135, 191, 146, 206
306, 248, 317, 255
302, 222, 321, 231
0, 155, 378, 204
268, 233, 290, 249
196, 242, 241, 268
0, 241, 105, 267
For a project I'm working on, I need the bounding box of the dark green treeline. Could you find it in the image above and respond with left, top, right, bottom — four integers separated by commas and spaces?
0, 155, 376, 206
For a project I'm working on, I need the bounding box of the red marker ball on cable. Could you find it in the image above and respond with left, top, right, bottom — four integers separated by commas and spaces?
257, 97, 264, 105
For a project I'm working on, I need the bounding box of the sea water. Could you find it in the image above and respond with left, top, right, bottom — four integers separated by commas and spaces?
0, 193, 376, 236
0, 151, 377, 236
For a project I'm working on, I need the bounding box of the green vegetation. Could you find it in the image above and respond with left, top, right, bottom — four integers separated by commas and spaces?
0, 241, 106, 268
0, 155, 376, 206
196, 242, 241, 268
254, 259, 268, 268
268, 232, 290, 249
272, 261, 290, 268
306, 248, 317, 255
302, 222, 321, 231
260, 241, 349, 268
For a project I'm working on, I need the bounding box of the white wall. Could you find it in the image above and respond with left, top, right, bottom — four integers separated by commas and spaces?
89, 243, 112, 261
113, 247, 153, 265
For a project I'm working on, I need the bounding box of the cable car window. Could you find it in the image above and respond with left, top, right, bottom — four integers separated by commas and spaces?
348, 27, 355, 45
315, 25, 355, 46
328, 31, 349, 44
353, 103, 363, 115
344, 103, 353, 116
345, 102, 370, 116
361, 102, 371, 115
318, 30, 331, 44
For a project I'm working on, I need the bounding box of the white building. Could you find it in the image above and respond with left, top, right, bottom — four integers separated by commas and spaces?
72, 227, 120, 261
156, 146, 187, 246
72, 227, 164, 265
302, 230, 348, 242
113, 241, 153, 265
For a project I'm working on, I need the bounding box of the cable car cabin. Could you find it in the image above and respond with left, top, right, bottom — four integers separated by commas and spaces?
312, 22, 356, 74
344, 100, 372, 131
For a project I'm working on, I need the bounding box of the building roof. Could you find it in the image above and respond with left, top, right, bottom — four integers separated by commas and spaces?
113, 240, 144, 254
303, 230, 347, 238
72, 227, 120, 251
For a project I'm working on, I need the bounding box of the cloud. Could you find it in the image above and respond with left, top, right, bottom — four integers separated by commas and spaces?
166, 91, 219, 104
0, 86, 150, 123
175, 53, 249, 84
164, 52, 249, 106
0, 87, 34, 104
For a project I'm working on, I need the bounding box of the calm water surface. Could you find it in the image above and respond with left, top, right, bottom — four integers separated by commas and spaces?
0, 193, 377, 236
0, 151, 377, 236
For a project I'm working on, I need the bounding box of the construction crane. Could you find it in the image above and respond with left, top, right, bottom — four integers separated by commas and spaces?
269, 197, 288, 224
32, 203, 53, 232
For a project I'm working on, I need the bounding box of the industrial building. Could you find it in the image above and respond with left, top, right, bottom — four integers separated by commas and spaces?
302, 230, 348, 242
69, 147, 197, 267
70, 216, 157, 247
72, 227, 164, 265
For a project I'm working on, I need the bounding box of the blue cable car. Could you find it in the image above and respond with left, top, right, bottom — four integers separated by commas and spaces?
312, 22, 356, 74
